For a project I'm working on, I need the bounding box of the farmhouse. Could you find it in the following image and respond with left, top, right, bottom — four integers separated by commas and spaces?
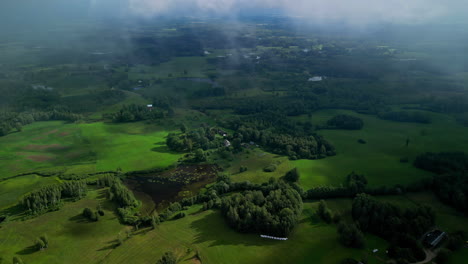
308, 76, 323, 82
224, 139, 231, 147
423, 230, 446, 248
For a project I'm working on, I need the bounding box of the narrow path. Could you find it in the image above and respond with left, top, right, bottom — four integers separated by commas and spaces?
411, 249, 436, 264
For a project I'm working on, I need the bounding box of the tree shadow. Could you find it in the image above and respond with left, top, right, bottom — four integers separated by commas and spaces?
300, 208, 324, 226
96, 189, 108, 200
151, 145, 178, 154
189, 211, 278, 248
16, 245, 37, 255
68, 213, 91, 223
97, 239, 120, 251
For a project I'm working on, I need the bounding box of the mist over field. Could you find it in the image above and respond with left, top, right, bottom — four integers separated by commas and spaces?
1, 1, 468, 264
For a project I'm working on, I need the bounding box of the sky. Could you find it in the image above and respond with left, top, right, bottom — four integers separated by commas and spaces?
123, 0, 465, 25
1, 0, 466, 27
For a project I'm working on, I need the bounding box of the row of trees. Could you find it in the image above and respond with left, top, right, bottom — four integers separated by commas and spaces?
96, 175, 141, 224
326, 114, 364, 130
109, 104, 164, 123
21, 181, 87, 215
0, 110, 82, 136
378, 111, 431, 124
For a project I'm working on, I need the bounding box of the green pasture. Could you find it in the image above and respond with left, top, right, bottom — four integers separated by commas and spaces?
103, 201, 388, 264
0, 121, 181, 178
227, 149, 293, 184
0, 175, 60, 210
0, 189, 127, 264
291, 109, 468, 189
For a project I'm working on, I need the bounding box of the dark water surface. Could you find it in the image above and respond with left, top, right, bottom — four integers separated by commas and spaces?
124, 164, 219, 213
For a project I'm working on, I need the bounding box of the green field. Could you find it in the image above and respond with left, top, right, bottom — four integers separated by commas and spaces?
0, 189, 127, 264
227, 149, 293, 184
291, 109, 468, 189
0, 198, 390, 264
0, 121, 182, 178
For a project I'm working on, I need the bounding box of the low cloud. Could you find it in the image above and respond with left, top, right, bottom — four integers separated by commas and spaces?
124, 0, 456, 24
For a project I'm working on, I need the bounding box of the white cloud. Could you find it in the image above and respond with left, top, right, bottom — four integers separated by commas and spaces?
125, 0, 456, 25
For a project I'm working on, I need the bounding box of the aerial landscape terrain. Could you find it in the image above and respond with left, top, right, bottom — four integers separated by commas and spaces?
0, 0, 468, 263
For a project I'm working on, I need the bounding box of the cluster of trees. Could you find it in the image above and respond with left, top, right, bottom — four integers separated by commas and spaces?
378, 111, 431, 124
0, 110, 82, 136
326, 114, 364, 130
337, 222, 365, 248
95, 175, 141, 224
305, 172, 371, 199
35, 234, 49, 251
109, 104, 164, 122
220, 180, 303, 237
315, 199, 367, 250
82, 207, 102, 222
352, 194, 435, 262
235, 127, 334, 160
156, 251, 177, 264
217, 112, 335, 160
166, 126, 224, 152
414, 152, 468, 213
21, 181, 87, 214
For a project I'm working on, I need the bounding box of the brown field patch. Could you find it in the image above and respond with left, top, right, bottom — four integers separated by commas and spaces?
43, 129, 59, 135
59, 132, 70, 137
26, 155, 54, 162
23, 144, 65, 151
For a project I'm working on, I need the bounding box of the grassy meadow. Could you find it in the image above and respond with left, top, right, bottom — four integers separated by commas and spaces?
0, 121, 181, 178
291, 109, 468, 189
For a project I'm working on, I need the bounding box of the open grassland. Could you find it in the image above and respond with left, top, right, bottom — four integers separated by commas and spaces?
0, 198, 391, 264
0, 189, 127, 264
102, 201, 388, 264
227, 149, 293, 184
292, 109, 468, 189
79, 122, 180, 172
0, 121, 181, 178
0, 121, 92, 178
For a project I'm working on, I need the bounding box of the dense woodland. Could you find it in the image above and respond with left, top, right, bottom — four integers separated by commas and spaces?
414, 152, 468, 214
220, 180, 303, 237
352, 194, 435, 263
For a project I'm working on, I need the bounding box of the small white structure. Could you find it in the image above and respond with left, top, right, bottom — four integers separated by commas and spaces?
204, 50, 211, 55
260, 235, 288, 241
147, 104, 153, 111
303, 49, 310, 53
308, 76, 323, 82
372, 249, 379, 253
224, 139, 231, 147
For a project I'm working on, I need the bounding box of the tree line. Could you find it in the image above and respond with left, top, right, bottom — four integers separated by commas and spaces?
0, 110, 82, 136
107, 104, 165, 123
378, 110, 431, 124
414, 152, 468, 214
325, 114, 364, 130
21, 181, 87, 215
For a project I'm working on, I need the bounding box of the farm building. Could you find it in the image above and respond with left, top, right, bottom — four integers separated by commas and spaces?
423, 230, 446, 248
308, 76, 323, 82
